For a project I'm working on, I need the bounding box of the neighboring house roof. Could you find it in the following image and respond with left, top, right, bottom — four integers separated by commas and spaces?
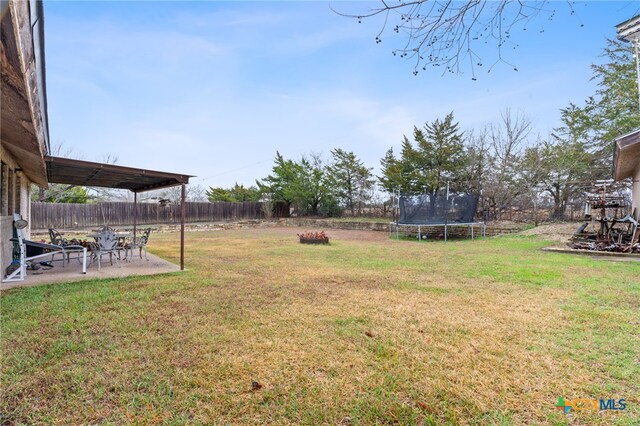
1, 0, 49, 186
613, 129, 640, 181
616, 14, 640, 43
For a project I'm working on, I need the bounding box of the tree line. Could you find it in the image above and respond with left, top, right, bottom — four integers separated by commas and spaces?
37, 38, 638, 223
208, 39, 638, 221
207, 148, 375, 217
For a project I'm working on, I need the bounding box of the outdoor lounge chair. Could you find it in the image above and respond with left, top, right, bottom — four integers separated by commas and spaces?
3, 215, 87, 283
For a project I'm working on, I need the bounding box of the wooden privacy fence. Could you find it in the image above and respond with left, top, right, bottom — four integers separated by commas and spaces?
30, 201, 267, 229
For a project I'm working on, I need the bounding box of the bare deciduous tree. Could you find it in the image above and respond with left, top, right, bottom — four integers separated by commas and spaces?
34, 141, 122, 202
483, 108, 533, 219
147, 184, 208, 204
335, 1, 578, 77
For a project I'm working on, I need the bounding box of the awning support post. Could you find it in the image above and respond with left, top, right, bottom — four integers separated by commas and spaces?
180, 183, 186, 271
133, 192, 138, 240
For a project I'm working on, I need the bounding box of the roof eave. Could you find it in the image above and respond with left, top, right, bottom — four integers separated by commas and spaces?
613, 128, 640, 180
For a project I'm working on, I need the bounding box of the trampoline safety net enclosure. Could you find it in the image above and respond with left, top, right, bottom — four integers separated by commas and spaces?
392, 192, 485, 241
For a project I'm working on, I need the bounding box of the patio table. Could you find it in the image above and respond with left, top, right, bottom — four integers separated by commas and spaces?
86, 233, 132, 239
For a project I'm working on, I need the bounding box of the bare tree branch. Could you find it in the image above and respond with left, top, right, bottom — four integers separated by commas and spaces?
334, 0, 578, 77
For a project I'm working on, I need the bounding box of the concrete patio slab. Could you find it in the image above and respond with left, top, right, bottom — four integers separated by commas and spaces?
1, 252, 180, 291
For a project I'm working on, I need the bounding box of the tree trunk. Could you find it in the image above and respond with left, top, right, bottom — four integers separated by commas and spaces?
550, 200, 567, 220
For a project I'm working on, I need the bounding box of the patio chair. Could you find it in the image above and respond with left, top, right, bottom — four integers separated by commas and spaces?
90, 227, 120, 270
116, 235, 129, 261
48, 228, 67, 246
127, 227, 151, 261
48, 228, 70, 265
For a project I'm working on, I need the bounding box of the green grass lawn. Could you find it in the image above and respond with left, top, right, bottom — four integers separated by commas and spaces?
1, 228, 638, 425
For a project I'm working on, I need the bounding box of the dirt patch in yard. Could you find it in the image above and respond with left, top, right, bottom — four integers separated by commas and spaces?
519, 222, 579, 243
249, 226, 392, 243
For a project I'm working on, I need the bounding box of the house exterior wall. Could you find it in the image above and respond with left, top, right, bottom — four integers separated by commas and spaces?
633, 165, 640, 215
1, 0, 48, 278
1, 148, 32, 274
0, 216, 13, 275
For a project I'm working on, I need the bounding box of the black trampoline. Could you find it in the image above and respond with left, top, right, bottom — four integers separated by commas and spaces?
391, 192, 486, 241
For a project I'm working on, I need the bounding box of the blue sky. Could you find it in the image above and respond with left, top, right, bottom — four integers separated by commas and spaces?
44, 1, 640, 189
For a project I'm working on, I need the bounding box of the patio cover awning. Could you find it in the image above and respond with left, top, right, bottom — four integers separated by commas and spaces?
45, 155, 194, 271
45, 155, 193, 192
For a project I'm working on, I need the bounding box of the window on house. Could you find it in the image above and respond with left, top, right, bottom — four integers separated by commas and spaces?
8, 167, 14, 215
1, 162, 7, 216
15, 173, 21, 215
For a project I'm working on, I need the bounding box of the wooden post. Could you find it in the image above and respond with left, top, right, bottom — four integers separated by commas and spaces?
133, 192, 137, 240
180, 183, 186, 271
